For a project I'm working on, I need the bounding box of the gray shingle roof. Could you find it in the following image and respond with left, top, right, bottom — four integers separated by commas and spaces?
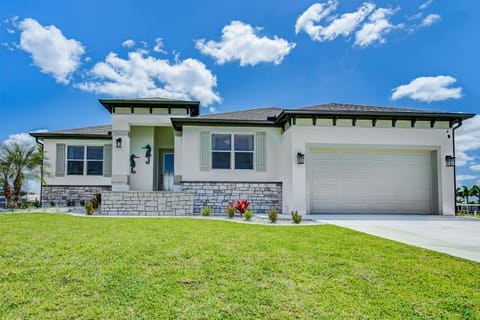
30, 125, 112, 138
47, 125, 112, 135
296, 103, 440, 114
197, 107, 283, 121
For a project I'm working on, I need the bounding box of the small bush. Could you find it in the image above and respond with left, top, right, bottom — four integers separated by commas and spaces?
244, 209, 253, 221
268, 208, 278, 223
80, 200, 86, 207
50, 201, 56, 207
95, 193, 102, 205
66, 199, 75, 207
91, 198, 99, 209
457, 208, 467, 216
201, 206, 212, 216
33, 199, 41, 208
291, 210, 302, 224
235, 200, 250, 217
85, 201, 94, 215
225, 203, 235, 218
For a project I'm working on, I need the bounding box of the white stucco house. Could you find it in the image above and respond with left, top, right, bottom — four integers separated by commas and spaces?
30, 98, 474, 216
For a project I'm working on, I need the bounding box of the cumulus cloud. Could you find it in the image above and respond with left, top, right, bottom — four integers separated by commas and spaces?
296, 1, 375, 42
419, 0, 434, 10
122, 39, 135, 48
470, 164, 480, 172
456, 116, 480, 167
75, 50, 221, 106
17, 18, 85, 84
354, 7, 400, 47
420, 14, 441, 27
391, 76, 462, 102
457, 175, 478, 183
196, 20, 296, 66
153, 37, 167, 54
2, 132, 37, 148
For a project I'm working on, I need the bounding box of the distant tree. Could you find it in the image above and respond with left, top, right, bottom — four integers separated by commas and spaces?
0, 153, 13, 208
471, 185, 480, 204
2, 142, 44, 208
461, 185, 474, 204
455, 187, 464, 204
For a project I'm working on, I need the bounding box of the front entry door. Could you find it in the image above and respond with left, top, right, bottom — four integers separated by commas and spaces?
162, 153, 174, 191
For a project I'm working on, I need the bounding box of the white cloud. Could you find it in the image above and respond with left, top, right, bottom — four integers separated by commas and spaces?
295, 1, 339, 39
456, 116, 480, 167
1, 42, 14, 52
122, 39, 135, 48
391, 76, 462, 102
457, 175, 478, 183
419, 0, 433, 10
196, 20, 296, 66
75, 50, 221, 106
420, 14, 441, 27
354, 7, 400, 47
2, 132, 37, 148
6, 28, 15, 34
153, 37, 167, 54
470, 164, 480, 172
296, 1, 375, 42
17, 18, 85, 84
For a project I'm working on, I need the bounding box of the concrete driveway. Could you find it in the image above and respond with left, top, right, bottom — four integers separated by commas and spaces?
312, 215, 480, 263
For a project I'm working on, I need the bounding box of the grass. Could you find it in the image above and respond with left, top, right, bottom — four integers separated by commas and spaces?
0, 213, 479, 319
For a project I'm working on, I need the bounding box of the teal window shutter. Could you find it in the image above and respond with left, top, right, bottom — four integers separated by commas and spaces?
256, 132, 266, 171
55, 143, 66, 177
200, 132, 211, 171
103, 144, 112, 177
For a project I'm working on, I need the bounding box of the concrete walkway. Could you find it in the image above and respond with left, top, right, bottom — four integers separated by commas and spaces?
312, 214, 480, 263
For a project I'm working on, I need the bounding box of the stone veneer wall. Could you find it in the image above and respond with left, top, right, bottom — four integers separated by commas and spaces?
101, 191, 194, 216
41, 185, 111, 206
181, 181, 282, 215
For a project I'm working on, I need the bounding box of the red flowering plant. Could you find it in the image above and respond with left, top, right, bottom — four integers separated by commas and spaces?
235, 200, 250, 217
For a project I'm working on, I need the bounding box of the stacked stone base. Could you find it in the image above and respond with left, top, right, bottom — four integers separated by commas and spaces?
181, 181, 282, 215
101, 191, 193, 216
41, 185, 111, 207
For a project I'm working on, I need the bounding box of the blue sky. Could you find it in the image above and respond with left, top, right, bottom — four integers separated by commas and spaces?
1, 0, 479, 187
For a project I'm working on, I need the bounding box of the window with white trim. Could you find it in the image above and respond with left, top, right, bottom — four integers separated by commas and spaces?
211, 134, 254, 170
67, 146, 104, 175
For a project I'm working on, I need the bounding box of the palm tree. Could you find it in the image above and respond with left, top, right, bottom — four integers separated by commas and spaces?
471, 185, 480, 204
461, 185, 474, 204
0, 153, 13, 208
455, 187, 465, 204
2, 142, 44, 208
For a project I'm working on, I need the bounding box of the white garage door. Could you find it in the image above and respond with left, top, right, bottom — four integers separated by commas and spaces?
309, 148, 435, 214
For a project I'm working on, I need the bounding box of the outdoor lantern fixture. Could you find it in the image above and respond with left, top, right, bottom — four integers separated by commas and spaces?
297, 152, 305, 165
445, 155, 455, 167
115, 138, 122, 148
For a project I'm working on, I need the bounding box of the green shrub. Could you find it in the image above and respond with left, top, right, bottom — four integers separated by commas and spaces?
457, 208, 467, 216
244, 209, 253, 221
268, 208, 278, 223
80, 200, 86, 207
291, 210, 302, 224
66, 199, 75, 207
201, 206, 212, 216
85, 201, 94, 215
225, 203, 235, 218
50, 201, 56, 207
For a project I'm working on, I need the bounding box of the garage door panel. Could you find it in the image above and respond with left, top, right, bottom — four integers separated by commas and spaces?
309, 149, 434, 214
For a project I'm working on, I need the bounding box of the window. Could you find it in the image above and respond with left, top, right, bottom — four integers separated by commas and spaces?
67, 145, 103, 175
212, 134, 231, 169
211, 134, 254, 170
67, 146, 84, 175
234, 134, 254, 169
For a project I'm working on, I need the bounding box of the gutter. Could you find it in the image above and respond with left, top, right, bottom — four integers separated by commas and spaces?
452, 120, 463, 215
35, 137, 44, 207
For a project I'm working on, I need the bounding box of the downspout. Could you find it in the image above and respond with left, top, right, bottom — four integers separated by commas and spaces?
451, 119, 463, 215
35, 137, 44, 207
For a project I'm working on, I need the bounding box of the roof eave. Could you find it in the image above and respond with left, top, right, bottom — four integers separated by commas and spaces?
29, 133, 112, 140
170, 118, 278, 131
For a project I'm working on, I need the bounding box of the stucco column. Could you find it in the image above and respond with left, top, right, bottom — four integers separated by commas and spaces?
111, 130, 130, 191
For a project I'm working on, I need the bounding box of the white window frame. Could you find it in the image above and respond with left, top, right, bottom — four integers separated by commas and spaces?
66, 145, 104, 176
211, 133, 255, 170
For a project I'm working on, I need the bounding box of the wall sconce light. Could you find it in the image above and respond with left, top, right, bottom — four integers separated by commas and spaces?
445, 155, 455, 167
297, 152, 305, 165
115, 138, 122, 148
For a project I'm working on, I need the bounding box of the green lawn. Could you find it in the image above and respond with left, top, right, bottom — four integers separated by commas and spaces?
0, 214, 479, 319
